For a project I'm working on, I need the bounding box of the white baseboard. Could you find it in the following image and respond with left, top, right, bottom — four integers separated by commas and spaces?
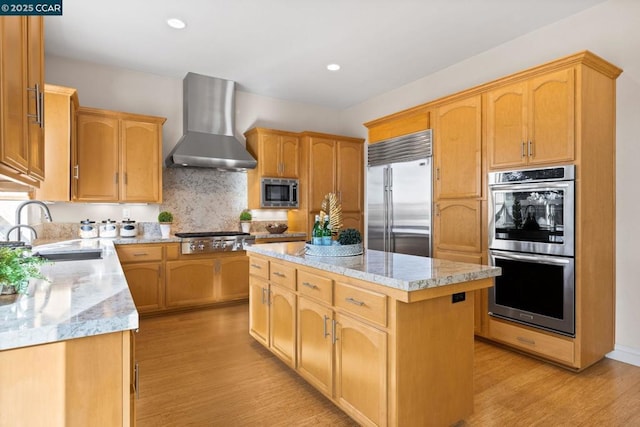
606, 344, 640, 367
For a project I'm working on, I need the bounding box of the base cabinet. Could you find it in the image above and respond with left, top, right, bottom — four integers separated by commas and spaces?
117, 243, 248, 315
249, 254, 484, 426
0, 331, 134, 427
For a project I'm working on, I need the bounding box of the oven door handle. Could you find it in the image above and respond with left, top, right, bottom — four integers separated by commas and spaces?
490, 250, 571, 266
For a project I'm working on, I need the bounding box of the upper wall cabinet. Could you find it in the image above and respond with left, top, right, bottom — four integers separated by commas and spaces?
34, 85, 79, 201
74, 107, 166, 203
245, 127, 299, 178
364, 107, 430, 144
434, 95, 482, 200
487, 68, 575, 169
0, 16, 44, 187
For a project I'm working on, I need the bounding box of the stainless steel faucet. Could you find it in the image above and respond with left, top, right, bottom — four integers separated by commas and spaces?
14, 200, 53, 241
6, 225, 38, 241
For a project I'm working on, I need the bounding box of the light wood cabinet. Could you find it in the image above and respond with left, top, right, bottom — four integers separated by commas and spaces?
0, 330, 134, 426
249, 271, 297, 367
34, 85, 78, 201
250, 253, 490, 426
364, 106, 430, 144
434, 94, 482, 200
295, 132, 365, 235
245, 127, 300, 209
0, 16, 44, 187
334, 312, 387, 426
487, 68, 575, 169
74, 107, 165, 202
117, 243, 248, 315
433, 199, 482, 254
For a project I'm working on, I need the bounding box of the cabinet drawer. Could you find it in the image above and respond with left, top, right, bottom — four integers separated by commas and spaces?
489, 318, 574, 365
249, 257, 269, 280
269, 261, 296, 290
117, 245, 163, 263
297, 270, 332, 304
335, 282, 387, 327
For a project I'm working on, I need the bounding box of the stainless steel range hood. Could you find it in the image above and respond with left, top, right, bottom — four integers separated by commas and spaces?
165, 73, 257, 171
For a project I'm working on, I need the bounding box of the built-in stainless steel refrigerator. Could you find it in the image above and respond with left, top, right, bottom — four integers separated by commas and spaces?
366, 130, 432, 257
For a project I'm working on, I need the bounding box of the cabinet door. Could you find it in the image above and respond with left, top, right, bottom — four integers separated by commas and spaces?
216, 255, 249, 301
75, 113, 119, 201
341, 211, 363, 234
434, 95, 482, 199
26, 16, 44, 180
528, 68, 575, 165
433, 199, 482, 253
122, 262, 163, 313
487, 81, 528, 170
269, 284, 296, 367
249, 276, 269, 347
165, 259, 215, 307
0, 17, 29, 174
308, 137, 336, 211
280, 135, 299, 178
297, 297, 334, 396
259, 132, 281, 177
336, 140, 363, 213
335, 313, 387, 427
121, 119, 161, 202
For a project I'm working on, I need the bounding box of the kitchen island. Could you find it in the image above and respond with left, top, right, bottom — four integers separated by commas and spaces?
246, 242, 500, 427
0, 239, 138, 427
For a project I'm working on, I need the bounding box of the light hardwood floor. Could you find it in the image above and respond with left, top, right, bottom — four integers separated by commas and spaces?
136, 304, 640, 426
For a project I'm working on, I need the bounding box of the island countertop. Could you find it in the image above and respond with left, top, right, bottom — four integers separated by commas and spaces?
245, 242, 501, 294
0, 239, 138, 351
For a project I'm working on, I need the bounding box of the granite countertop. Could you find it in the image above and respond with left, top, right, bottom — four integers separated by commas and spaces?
245, 242, 501, 292
0, 239, 138, 352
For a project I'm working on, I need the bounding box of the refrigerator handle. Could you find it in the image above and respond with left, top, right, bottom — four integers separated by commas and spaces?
388, 168, 394, 253
383, 167, 389, 252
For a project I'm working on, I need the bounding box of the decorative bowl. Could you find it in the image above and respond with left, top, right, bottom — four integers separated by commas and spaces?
265, 224, 288, 234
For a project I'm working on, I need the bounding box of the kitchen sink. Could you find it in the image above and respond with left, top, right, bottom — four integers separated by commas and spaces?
32, 240, 103, 262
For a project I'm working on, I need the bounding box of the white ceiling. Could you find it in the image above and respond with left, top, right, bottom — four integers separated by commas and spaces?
45, 0, 606, 109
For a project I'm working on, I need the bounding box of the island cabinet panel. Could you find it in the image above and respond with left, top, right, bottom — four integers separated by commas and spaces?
334, 312, 387, 427
0, 331, 133, 427
297, 296, 334, 396
248, 250, 496, 426
249, 271, 296, 367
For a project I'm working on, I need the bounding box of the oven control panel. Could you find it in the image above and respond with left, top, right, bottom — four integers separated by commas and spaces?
181, 236, 256, 254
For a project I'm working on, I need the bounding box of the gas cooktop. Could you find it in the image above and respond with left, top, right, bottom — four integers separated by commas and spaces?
175, 231, 255, 254
174, 231, 250, 238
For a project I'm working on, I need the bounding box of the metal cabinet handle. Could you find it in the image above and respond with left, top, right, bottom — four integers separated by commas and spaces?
134, 362, 140, 399
521, 141, 526, 158
261, 287, 266, 305
528, 140, 533, 157
73, 165, 79, 179
133, 253, 148, 256
323, 315, 330, 338
302, 281, 318, 289
517, 336, 536, 346
115, 172, 119, 184
345, 297, 365, 307
26, 84, 43, 126
331, 319, 338, 344
250, 263, 262, 269
435, 167, 440, 180
272, 271, 285, 278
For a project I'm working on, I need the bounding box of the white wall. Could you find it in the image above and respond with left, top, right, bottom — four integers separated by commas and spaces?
339, 0, 640, 363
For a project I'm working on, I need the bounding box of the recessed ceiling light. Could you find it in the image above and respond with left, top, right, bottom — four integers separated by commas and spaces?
167, 18, 186, 30
327, 63, 341, 71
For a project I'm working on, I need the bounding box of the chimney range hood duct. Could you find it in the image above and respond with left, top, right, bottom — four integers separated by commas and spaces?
165, 73, 257, 171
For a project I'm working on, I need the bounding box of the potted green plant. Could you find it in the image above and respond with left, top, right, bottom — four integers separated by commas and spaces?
0, 247, 47, 298
158, 211, 174, 238
239, 210, 252, 233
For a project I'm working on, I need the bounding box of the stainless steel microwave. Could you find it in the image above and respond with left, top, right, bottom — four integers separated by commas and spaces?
261, 177, 299, 208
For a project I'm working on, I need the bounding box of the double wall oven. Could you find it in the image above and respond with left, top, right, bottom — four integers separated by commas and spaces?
488, 165, 575, 337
